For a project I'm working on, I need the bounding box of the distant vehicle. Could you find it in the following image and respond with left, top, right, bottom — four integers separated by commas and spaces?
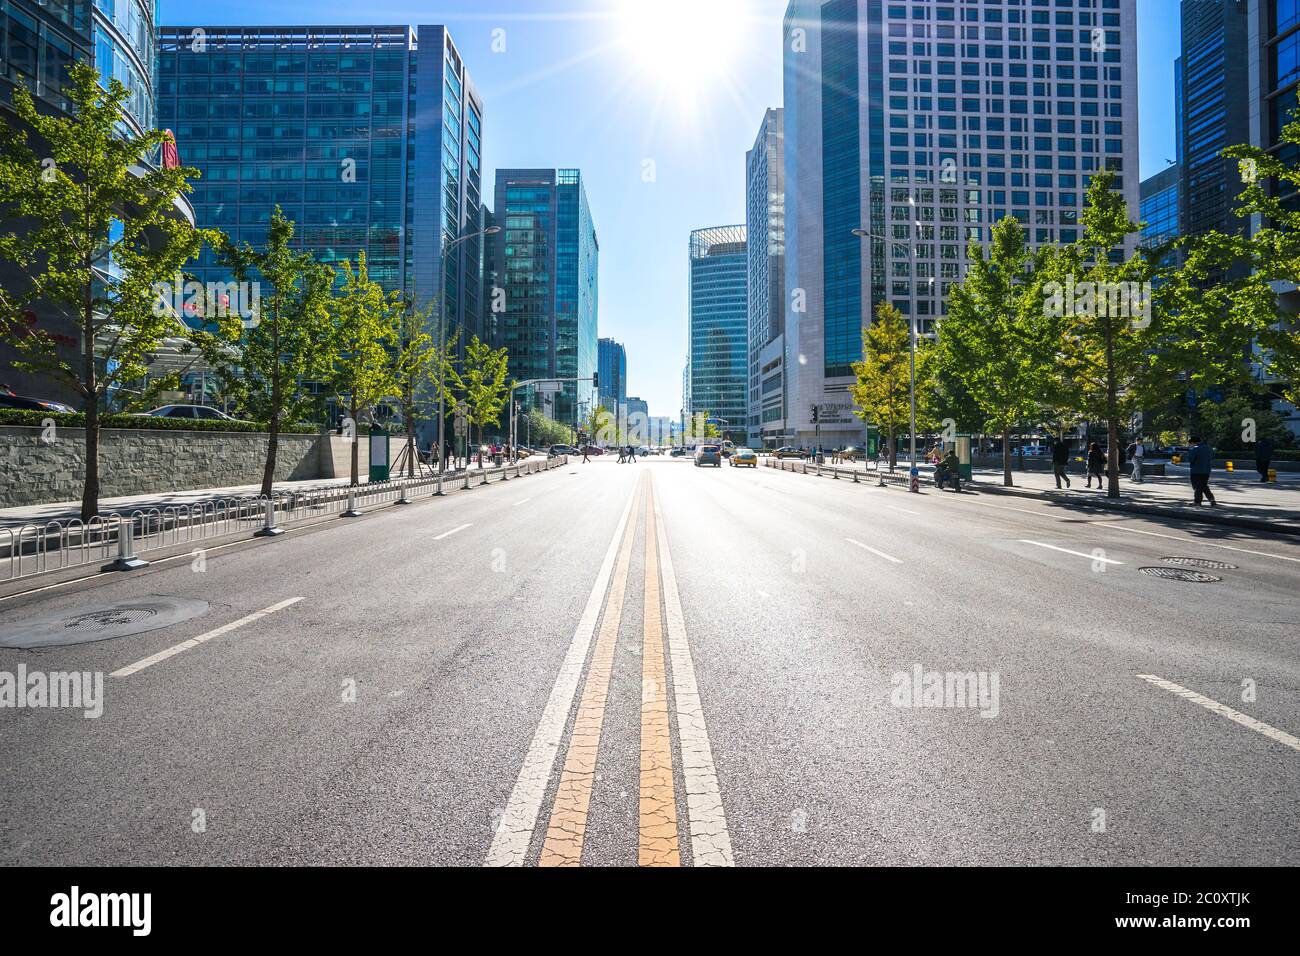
580, 444, 605, 456
139, 404, 242, 421
0, 392, 77, 414
719, 440, 736, 457
548, 444, 578, 457
694, 444, 723, 468
838, 446, 867, 462
773, 446, 804, 460
670, 447, 688, 457
730, 447, 758, 468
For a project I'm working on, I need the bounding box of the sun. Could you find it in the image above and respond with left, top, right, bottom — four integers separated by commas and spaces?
613, 0, 747, 99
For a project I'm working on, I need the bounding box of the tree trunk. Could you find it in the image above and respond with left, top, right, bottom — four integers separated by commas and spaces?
350, 397, 360, 487
1105, 317, 1121, 499
1002, 428, 1013, 487
888, 426, 897, 470
262, 413, 279, 500
80, 281, 99, 522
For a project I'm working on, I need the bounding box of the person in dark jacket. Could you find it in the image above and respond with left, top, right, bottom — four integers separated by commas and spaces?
1051, 438, 1072, 489
1187, 435, 1217, 506
1086, 442, 1106, 489
1256, 438, 1275, 483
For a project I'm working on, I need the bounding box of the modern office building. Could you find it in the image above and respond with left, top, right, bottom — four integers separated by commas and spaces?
1246, 0, 1300, 435
746, 107, 787, 449
782, 0, 1140, 448
493, 168, 599, 426
158, 25, 486, 330
687, 225, 749, 443
625, 395, 649, 429
1140, 163, 1181, 255
1, 0, 191, 406
597, 336, 628, 418
1179, 0, 1251, 252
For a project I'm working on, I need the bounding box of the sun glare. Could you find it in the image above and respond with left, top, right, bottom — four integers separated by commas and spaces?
614, 0, 747, 99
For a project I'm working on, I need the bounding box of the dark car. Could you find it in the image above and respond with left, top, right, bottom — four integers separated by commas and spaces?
0, 392, 77, 414
694, 444, 723, 468
139, 404, 242, 421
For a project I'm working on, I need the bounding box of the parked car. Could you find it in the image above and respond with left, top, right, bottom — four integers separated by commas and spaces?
548, 444, 578, 457
580, 444, 605, 456
730, 447, 758, 468
0, 392, 77, 414
694, 444, 723, 468
837, 446, 868, 462
773, 446, 804, 460
670, 447, 688, 457
139, 404, 241, 422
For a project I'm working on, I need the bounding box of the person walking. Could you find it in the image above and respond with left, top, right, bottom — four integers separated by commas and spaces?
1086, 442, 1106, 489
616, 445, 627, 464
582, 444, 591, 464
1130, 437, 1145, 484
1051, 438, 1072, 489
1188, 434, 1217, 506
629, 444, 638, 463
1256, 437, 1275, 483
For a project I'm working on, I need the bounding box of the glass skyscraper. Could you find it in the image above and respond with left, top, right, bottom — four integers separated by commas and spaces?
158, 25, 484, 335
746, 107, 786, 448
492, 168, 599, 426
1140, 164, 1180, 252
597, 336, 627, 418
782, 0, 1140, 448
687, 225, 749, 442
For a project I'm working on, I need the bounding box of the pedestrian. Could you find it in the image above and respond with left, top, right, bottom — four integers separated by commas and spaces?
1086, 442, 1106, 489
1128, 438, 1145, 483
629, 444, 638, 463
1188, 434, 1217, 506
1051, 438, 1072, 489
616, 445, 626, 464
582, 444, 591, 464
1256, 437, 1275, 483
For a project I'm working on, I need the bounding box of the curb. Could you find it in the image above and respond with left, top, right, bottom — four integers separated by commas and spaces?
969, 480, 1300, 537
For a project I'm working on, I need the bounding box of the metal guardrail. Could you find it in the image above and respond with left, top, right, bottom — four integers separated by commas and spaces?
763, 457, 915, 487
1, 455, 567, 583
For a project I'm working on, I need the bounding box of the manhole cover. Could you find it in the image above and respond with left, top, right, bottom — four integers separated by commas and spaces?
1160, 557, 1238, 570
61, 608, 158, 634
1140, 567, 1222, 583
0, 597, 209, 649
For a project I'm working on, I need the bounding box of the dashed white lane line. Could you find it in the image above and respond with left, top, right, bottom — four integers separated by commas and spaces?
1137, 675, 1300, 753
1018, 539, 1124, 565
513, 499, 532, 507
434, 523, 473, 541
1100, 524, 1300, 565
111, 597, 304, 678
485, 479, 640, 867
653, 483, 734, 866
846, 538, 903, 564
885, 506, 921, 516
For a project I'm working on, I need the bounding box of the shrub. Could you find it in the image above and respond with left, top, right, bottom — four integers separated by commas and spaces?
0, 409, 319, 434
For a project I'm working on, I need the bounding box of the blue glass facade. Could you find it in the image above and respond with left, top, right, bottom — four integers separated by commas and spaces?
493, 168, 598, 425
597, 336, 627, 417
688, 225, 748, 440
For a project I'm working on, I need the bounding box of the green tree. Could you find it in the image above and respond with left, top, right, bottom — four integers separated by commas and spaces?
938, 216, 1052, 486
1223, 119, 1300, 406
330, 253, 398, 487
1049, 172, 1164, 498
389, 296, 457, 476
524, 407, 572, 449
850, 302, 932, 470
451, 335, 510, 465
218, 207, 334, 497
0, 63, 228, 519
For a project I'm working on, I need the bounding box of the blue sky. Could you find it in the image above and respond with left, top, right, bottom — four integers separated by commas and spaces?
164, 0, 1182, 420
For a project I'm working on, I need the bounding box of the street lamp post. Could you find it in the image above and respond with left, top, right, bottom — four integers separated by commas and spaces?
435, 224, 501, 479
853, 213, 925, 482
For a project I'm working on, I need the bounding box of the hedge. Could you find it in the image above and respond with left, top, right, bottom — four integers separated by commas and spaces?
0, 409, 319, 434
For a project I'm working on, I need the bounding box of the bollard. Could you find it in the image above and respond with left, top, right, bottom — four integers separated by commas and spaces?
255, 497, 284, 537
852, 470, 859, 484
102, 519, 149, 572
909, 467, 921, 494
1226, 461, 1234, 473
435, 470, 445, 497
397, 480, 412, 505
342, 488, 362, 518
1269, 468, 1277, 482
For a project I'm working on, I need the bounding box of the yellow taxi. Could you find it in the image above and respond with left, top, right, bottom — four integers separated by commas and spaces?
730, 447, 759, 468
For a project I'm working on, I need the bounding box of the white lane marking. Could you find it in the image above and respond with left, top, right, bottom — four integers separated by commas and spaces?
846, 538, 903, 564
111, 597, 304, 678
513, 499, 532, 507
653, 484, 734, 866
1137, 675, 1300, 753
1100, 524, 1300, 565
434, 523, 473, 541
964, 500, 1058, 518
485, 480, 640, 867
1018, 539, 1124, 565
885, 506, 921, 516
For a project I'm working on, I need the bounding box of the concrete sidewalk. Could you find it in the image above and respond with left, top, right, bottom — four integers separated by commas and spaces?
772, 457, 1300, 535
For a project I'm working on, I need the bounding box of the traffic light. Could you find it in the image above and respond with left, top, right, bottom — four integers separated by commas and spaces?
811, 405, 820, 424
592, 372, 600, 390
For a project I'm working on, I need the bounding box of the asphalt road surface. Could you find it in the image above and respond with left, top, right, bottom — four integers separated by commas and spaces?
2, 456, 1298, 866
